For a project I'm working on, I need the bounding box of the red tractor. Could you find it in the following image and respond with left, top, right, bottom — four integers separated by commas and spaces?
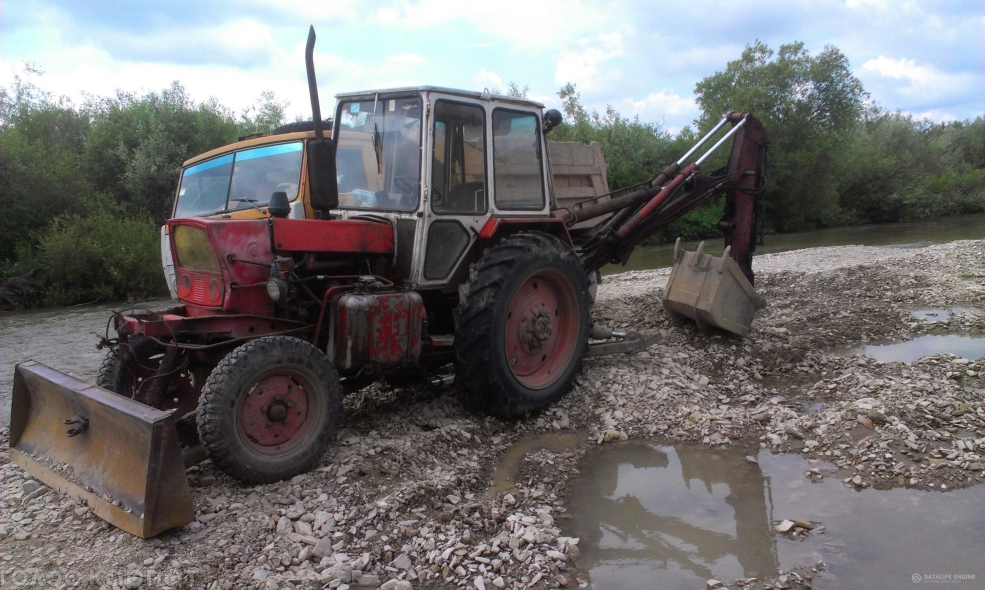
10, 27, 768, 537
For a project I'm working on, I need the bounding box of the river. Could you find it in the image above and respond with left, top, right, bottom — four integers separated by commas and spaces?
604, 212, 985, 274
3, 214, 985, 427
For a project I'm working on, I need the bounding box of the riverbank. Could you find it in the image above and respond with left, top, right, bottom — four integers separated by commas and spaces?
2, 239, 984, 590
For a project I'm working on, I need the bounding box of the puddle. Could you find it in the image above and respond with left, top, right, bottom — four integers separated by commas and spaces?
836, 335, 985, 363
489, 432, 583, 495
912, 308, 976, 323
564, 443, 985, 590
0, 299, 171, 427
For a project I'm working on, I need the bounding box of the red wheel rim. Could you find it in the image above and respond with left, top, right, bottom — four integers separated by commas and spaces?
238, 374, 312, 454
504, 269, 580, 389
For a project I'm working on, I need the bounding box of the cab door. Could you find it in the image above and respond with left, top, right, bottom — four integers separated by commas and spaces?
414, 94, 490, 288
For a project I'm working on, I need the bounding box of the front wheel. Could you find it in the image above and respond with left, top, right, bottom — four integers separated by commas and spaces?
454, 232, 592, 416
197, 336, 342, 484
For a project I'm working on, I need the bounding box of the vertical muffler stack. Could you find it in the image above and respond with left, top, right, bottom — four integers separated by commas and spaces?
663, 239, 764, 336
9, 361, 194, 537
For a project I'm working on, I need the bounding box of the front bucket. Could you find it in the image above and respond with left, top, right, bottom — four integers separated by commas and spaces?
663, 240, 764, 336
9, 361, 194, 537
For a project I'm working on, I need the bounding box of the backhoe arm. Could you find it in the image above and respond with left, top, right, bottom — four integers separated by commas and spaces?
559, 113, 769, 283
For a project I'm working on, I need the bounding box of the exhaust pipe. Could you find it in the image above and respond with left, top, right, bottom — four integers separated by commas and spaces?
305, 25, 324, 140
303, 25, 339, 215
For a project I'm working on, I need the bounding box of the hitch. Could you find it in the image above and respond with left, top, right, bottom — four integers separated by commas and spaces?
585, 325, 663, 357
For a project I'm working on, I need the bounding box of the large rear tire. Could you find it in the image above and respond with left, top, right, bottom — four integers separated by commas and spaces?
454, 232, 591, 416
197, 336, 342, 484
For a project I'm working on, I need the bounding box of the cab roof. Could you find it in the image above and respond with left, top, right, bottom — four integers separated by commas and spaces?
181, 131, 315, 168
335, 86, 545, 109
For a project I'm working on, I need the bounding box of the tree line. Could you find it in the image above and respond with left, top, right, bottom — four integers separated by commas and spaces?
1, 41, 982, 307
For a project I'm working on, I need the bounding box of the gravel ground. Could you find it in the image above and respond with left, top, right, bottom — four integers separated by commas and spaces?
2, 240, 984, 590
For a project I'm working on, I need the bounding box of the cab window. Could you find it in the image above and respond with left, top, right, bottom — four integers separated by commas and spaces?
335, 97, 422, 212
492, 110, 545, 210
431, 101, 486, 214
173, 142, 303, 218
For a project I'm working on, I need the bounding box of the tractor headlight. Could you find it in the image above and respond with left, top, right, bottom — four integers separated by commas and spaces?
266, 278, 288, 301
172, 225, 220, 273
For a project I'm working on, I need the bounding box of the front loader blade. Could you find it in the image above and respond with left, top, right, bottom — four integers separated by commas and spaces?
9, 361, 194, 538
663, 241, 765, 336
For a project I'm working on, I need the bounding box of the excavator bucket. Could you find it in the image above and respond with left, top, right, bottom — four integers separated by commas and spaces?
663, 240, 764, 336
9, 361, 195, 538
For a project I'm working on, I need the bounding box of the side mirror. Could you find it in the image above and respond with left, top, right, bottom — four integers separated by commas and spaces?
543, 109, 563, 135
268, 191, 291, 218
307, 138, 338, 216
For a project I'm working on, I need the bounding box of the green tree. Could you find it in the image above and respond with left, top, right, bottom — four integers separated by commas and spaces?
694, 41, 867, 231
83, 83, 239, 222
0, 68, 95, 262
507, 81, 529, 98
239, 90, 289, 136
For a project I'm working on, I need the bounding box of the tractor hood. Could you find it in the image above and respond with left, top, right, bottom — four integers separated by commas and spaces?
168, 216, 395, 315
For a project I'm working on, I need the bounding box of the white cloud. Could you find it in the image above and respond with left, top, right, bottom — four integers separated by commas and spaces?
845, 0, 892, 9
473, 69, 503, 92
625, 90, 698, 131
373, 0, 609, 48
554, 32, 624, 91
861, 55, 975, 98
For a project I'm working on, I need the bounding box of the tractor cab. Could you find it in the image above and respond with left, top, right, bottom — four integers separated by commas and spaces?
330, 87, 556, 290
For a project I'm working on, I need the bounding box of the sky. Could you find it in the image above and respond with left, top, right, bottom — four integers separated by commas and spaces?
1, 0, 982, 132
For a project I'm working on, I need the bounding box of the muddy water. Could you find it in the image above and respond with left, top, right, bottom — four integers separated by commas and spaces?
912, 308, 977, 323
0, 299, 171, 426
604, 213, 985, 274
564, 442, 985, 590
490, 433, 584, 495
837, 335, 985, 363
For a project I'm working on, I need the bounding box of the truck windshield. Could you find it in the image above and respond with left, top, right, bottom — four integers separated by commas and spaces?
335, 97, 422, 212
173, 141, 303, 218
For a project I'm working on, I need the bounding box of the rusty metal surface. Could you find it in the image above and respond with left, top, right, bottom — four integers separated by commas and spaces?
584, 332, 663, 357
9, 361, 194, 537
333, 290, 424, 374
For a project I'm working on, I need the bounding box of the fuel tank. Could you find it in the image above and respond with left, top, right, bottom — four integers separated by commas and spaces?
332, 287, 425, 374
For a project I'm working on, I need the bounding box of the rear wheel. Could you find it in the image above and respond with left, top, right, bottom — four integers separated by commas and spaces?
197, 336, 342, 484
454, 232, 591, 416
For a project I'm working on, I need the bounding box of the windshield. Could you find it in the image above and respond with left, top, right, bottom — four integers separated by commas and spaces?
335, 96, 422, 212
174, 141, 303, 218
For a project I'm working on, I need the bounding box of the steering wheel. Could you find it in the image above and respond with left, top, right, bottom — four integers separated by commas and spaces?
392, 176, 418, 196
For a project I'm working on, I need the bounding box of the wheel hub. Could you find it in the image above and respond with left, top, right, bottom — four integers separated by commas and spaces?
240, 376, 308, 446
504, 270, 580, 389
519, 310, 553, 350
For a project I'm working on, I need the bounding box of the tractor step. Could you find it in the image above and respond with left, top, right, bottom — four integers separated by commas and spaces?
9, 361, 195, 538
663, 239, 764, 336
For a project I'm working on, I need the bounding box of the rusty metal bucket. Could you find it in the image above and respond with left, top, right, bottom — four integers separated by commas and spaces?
663, 240, 764, 336
9, 361, 195, 537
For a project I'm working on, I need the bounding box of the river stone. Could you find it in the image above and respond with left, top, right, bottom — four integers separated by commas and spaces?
775, 520, 795, 533
392, 554, 412, 570
793, 518, 814, 530
276, 516, 292, 534
867, 410, 888, 424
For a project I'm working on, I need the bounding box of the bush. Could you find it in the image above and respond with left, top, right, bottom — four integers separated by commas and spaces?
32, 206, 166, 306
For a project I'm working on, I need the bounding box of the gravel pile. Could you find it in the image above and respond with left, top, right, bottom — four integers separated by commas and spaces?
2, 239, 983, 590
